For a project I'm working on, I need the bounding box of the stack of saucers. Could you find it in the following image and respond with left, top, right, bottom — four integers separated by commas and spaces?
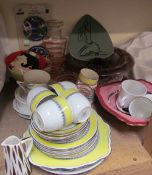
24, 110, 111, 174
30, 119, 90, 143
13, 87, 32, 119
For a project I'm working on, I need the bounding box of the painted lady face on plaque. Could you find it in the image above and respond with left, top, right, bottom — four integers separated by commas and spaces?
8, 52, 39, 74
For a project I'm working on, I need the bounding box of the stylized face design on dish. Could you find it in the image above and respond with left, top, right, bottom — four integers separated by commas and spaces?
9, 53, 39, 74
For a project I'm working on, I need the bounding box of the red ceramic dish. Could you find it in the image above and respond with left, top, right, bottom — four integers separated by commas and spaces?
5, 50, 26, 65
96, 80, 152, 126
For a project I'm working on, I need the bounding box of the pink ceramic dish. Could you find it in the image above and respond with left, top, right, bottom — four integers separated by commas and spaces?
96, 80, 152, 126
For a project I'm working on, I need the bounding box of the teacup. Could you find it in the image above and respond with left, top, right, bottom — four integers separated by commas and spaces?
76, 68, 99, 103
129, 96, 152, 119
30, 90, 56, 113
116, 79, 147, 110
32, 96, 73, 132
78, 68, 99, 87
61, 88, 92, 123
49, 81, 77, 95
17, 69, 51, 92
27, 86, 56, 112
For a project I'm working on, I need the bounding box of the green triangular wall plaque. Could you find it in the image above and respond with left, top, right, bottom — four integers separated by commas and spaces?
69, 14, 114, 61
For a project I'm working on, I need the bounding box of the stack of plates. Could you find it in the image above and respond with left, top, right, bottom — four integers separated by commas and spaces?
24, 111, 111, 174
29, 114, 98, 159
30, 119, 90, 143
13, 87, 32, 119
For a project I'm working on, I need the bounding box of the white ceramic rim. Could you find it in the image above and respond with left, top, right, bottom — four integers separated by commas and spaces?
129, 96, 152, 119
80, 68, 99, 81
122, 79, 147, 96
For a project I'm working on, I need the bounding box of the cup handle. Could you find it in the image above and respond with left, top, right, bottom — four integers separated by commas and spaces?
120, 96, 129, 108
21, 137, 33, 157
16, 81, 28, 92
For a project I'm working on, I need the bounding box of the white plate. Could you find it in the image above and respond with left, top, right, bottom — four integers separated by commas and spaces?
13, 99, 32, 118
18, 113, 31, 120
31, 119, 89, 137
29, 113, 98, 150
15, 87, 27, 103
30, 131, 99, 159
40, 159, 103, 174
24, 111, 111, 169
30, 120, 89, 143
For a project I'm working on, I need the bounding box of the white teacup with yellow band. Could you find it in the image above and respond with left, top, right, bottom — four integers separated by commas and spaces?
30, 90, 56, 113
27, 86, 55, 110
49, 81, 77, 95
61, 88, 92, 123
78, 68, 99, 87
76, 68, 99, 104
32, 96, 73, 132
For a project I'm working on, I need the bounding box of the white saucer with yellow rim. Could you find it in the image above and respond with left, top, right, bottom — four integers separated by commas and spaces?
24, 111, 111, 169
41, 158, 103, 175
28, 113, 97, 150
32, 118, 89, 136
30, 121, 89, 143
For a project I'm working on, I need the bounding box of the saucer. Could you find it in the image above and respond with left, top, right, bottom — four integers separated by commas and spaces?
96, 79, 152, 126
15, 87, 27, 103
23, 111, 111, 170
28, 113, 98, 150
40, 159, 103, 175
13, 99, 31, 119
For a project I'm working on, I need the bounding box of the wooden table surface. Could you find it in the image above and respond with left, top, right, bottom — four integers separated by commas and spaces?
0, 82, 152, 175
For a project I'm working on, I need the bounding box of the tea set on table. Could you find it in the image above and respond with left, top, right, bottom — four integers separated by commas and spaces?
2, 54, 152, 175
2, 14, 152, 175
1, 67, 112, 175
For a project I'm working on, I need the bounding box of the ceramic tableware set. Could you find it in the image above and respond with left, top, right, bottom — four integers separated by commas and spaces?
21, 79, 111, 174
96, 79, 152, 126
24, 110, 111, 174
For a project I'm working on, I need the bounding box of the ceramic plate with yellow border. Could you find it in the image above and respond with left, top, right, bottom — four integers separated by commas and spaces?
31, 119, 89, 137
25, 111, 111, 169
41, 159, 103, 174
30, 121, 89, 143
28, 113, 97, 149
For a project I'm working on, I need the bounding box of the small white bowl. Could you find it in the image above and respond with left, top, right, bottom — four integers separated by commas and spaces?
129, 96, 152, 119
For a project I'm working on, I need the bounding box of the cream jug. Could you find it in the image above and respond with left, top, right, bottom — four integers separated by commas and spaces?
1, 136, 33, 175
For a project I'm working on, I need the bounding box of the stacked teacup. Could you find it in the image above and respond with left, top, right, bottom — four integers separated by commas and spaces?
27, 81, 92, 132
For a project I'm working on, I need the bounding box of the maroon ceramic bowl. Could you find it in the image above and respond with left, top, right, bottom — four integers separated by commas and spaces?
65, 48, 134, 84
